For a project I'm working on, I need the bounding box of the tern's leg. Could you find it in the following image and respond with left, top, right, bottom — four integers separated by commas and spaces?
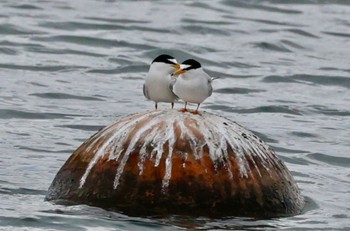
179, 102, 188, 112
193, 104, 201, 114
171, 102, 174, 109
155, 102, 158, 110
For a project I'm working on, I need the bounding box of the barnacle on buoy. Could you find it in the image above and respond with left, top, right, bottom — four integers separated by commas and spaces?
46, 110, 304, 217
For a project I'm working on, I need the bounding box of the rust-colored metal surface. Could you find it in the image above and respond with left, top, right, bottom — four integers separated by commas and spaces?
46, 110, 304, 217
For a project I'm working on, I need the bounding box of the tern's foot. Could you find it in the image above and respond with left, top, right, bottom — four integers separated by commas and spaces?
179, 108, 188, 113
191, 110, 200, 115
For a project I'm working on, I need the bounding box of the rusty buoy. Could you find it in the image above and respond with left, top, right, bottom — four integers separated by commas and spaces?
46, 110, 304, 217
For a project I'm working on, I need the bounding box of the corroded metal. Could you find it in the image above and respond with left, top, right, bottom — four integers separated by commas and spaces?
46, 110, 304, 217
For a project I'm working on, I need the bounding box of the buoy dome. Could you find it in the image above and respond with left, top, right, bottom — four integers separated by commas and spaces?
46, 110, 304, 217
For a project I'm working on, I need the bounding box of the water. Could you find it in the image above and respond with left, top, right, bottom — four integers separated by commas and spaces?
0, 0, 349, 230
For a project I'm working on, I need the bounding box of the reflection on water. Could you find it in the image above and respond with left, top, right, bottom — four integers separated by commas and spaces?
0, 0, 349, 230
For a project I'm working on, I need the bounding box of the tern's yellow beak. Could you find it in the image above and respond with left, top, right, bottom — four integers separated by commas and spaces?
171, 68, 186, 76
172, 63, 181, 69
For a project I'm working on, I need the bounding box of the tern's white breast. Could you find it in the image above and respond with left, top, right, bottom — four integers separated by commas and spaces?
173, 71, 211, 104
145, 64, 177, 102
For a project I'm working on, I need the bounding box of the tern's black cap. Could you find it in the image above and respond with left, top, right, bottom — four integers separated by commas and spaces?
182, 59, 201, 70
152, 54, 176, 64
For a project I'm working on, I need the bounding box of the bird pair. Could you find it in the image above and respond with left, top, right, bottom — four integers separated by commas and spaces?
143, 54, 213, 114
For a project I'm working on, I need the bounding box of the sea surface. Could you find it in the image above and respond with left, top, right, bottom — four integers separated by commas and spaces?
0, 0, 349, 230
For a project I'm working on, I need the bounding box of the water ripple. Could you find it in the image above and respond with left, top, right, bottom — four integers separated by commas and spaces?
206, 105, 302, 115
263, 74, 350, 88
319, 67, 350, 73
0, 23, 41, 35
31, 35, 155, 50
309, 105, 350, 116
227, 15, 303, 27
307, 153, 350, 167
182, 18, 232, 26
289, 131, 319, 138
215, 87, 265, 94
28, 82, 49, 87
253, 42, 292, 52
221, 61, 260, 69
221, 0, 303, 14
262, 0, 350, 4
0, 63, 87, 72
296, 75, 350, 88
30, 93, 104, 101
0, 47, 17, 55
281, 39, 307, 50
39, 21, 171, 33
39, 21, 126, 31
181, 25, 231, 36
285, 28, 319, 38
262, 75, 299, 83
84, 17, 150, 24
0, 40, 45, 48
0, 187, 46, 196
87, 64, 147, 74
26, 46, 106, 57
15, 145, 72, 154
56, 124, 104, 132
0, 109, 86, 120
186, 2, 225, 13
239, 105, 303, 115
7, 4, 43, 10
322, 31, 350, 38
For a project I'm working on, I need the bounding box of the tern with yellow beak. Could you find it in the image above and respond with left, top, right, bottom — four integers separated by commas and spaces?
171, 59, 213, 114
143, 54, 180, 110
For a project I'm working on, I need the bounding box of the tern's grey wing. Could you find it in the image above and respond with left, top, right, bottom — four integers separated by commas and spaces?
208, 80, 213, 97
169, 76, 179, 100
143, 84, 150, 100
203, 71, 213, 97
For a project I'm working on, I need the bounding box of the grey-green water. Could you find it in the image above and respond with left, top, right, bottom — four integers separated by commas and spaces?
0, 0, 349, 230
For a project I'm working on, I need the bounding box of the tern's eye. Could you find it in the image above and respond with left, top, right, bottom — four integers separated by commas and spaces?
167, 58, 177, 64
165, 59, 177, 65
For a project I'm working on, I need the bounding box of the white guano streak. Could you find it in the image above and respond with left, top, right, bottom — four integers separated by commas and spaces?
138, 125, 159, 175
113, 117, 161, 189
79, 110, 274, 191
161, 119, 176, 190
177, 120, 201, 159
79, 112, 158, 188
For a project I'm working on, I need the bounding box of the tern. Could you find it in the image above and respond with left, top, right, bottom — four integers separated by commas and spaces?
143, 54, 180, 110
171, 59, 213, 114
